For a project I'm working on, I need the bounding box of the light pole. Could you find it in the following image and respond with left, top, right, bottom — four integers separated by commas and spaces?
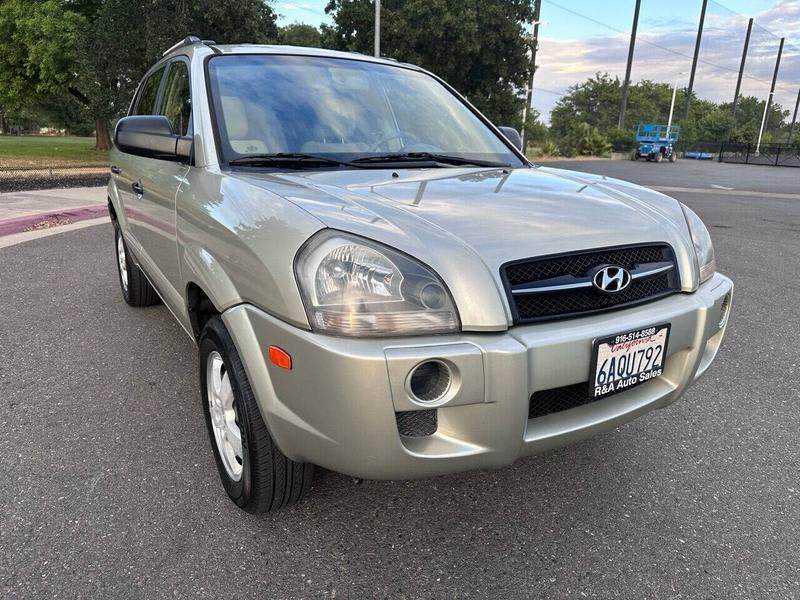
666, 72, 688, 138
755, 91, 774, 156
374, 0, 380, 57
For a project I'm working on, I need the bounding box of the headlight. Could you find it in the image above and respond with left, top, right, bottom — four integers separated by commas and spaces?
295, 231, 460, 336
681, 203, 716, 284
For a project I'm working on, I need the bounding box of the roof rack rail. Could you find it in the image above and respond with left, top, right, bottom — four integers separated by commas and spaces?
162, 35, 218, 57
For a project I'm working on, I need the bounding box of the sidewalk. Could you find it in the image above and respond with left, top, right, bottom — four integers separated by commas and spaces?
0, 186, 107, 236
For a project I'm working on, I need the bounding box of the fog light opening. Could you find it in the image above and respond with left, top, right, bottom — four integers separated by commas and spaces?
408, 360, 451, 403
718, 293, 731, 329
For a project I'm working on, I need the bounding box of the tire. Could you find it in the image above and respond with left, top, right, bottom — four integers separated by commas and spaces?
114, 223, 159, 307
669, 152, 676, 163
630, 150, 638, 161
199, 315, 314, 513
655, 152, 663, 163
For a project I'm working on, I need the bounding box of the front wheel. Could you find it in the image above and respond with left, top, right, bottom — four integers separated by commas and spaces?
655, 152, 663, 163
630, 150, 638, 161
668, 152, 676, 163
199, 316, 314, 513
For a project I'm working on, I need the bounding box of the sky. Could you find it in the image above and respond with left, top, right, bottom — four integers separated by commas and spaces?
273, 0, 800, 122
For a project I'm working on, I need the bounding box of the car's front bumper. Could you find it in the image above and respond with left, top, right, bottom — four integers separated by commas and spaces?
223, 273, 732, 480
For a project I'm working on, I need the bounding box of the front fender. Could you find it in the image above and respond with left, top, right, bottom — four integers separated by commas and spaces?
176, 169, 326, 328
181, 243, 242, 312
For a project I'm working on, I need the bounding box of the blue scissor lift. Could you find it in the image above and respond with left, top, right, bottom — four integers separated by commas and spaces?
632, 124, 680, 163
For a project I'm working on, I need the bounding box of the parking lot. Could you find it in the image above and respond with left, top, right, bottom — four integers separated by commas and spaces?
1, 159, 799, 598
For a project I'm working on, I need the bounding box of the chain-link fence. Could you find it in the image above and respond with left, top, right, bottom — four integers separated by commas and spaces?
0, 163, 109, 193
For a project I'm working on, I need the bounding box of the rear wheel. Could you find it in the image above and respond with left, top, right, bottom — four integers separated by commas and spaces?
630, 150, 638, 161
668, 152, 676, 163
114, 223, 159, 307
199, 316, 314, 513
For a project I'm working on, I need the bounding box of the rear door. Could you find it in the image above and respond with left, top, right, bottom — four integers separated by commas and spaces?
125, 58, 193, 313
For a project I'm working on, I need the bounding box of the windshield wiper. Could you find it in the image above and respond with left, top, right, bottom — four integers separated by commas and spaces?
350, 152, 510, 168
228, 153, 359, 168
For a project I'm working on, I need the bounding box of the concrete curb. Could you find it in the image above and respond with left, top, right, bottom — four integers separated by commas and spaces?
0, 205, 108, 237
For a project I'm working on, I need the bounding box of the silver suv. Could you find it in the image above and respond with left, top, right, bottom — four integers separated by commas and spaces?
109, 37, 733, 513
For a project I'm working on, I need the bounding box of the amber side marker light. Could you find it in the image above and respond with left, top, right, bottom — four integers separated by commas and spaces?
268, 346, 292, 370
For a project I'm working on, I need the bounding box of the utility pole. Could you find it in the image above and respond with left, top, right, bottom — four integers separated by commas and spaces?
521, 0, 542, 153
731, 18, 753, 122
787, 87, 800, 145
374, 0, 381, 57
763, 37, 784, 135
618, 0, 641, 129
683, 0, 708, 120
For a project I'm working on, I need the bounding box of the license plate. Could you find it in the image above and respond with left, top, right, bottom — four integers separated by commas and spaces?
590, 324, 670, 399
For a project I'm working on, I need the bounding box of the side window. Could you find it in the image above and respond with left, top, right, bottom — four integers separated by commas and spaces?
135, 66, 166, 115
161, 62, 191, 135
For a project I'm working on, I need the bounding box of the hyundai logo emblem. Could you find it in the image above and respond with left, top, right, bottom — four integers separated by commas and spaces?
592, 265, 632, 293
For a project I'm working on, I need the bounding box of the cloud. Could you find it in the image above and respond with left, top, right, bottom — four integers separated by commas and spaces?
531, 0, 800, 122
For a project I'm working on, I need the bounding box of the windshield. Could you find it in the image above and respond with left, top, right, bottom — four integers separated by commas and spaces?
206, 54, 523, 167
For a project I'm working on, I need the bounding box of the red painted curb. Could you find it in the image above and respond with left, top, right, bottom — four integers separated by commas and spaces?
0, 205, 108, 237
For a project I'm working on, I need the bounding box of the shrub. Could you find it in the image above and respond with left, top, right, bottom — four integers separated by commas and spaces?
540, 140, 558, 157
558, 122, 612, 157
607, 127, 634, 151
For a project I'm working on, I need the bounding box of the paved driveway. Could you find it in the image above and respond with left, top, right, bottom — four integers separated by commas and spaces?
1, 160, 798, 598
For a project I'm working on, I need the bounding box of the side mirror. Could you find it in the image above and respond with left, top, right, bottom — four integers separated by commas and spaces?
114, 115, 191, 161
498, 126, 523, 151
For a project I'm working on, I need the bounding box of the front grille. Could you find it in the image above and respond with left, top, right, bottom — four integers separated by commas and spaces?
395, 410, 437, 437
503, 244, 679, 323
529, 382, 594, 419
515, 273, 672, 318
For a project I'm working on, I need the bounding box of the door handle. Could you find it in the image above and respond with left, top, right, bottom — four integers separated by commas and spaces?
110, 165, 121, 175
131, 182, 144, 198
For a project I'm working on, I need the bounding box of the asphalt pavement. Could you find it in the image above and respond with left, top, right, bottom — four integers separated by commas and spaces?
1, 160, 799, 598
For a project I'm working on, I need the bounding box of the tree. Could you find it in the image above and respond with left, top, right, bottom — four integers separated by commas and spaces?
549, 74, 790, 146
279, 23, 324, 48
0, 0, 279, 149
0, 1, 84, 114
549, 73, 623, 141
75, 0, 279, 148
522, 108, 549, 146
323, 0, 534, 126
721, 95, 788, 143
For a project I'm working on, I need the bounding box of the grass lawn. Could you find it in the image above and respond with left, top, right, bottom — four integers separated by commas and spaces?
0, 135, 109, 167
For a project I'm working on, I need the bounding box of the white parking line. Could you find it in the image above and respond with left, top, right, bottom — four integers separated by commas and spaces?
652, 185, 800, 200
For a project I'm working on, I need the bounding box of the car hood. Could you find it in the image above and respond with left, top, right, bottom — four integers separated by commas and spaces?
231, 165, 697, 329
237, 165, 692, 264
